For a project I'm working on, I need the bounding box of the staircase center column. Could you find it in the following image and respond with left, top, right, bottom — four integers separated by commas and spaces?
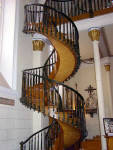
88, 27, 107, 150
104, 63, 113, 117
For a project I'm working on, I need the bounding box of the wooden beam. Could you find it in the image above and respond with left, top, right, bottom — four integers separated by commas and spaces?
0, 97, 15, 106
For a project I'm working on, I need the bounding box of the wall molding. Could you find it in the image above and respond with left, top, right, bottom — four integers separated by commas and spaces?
0, 86, 18, 100
0, 97, 15, 106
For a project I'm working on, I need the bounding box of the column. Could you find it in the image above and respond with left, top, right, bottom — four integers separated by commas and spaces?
104, 63, 113, 117
88, 27, 107, 150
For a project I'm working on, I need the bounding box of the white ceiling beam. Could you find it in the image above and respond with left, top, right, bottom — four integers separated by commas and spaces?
75, 13, 113, 31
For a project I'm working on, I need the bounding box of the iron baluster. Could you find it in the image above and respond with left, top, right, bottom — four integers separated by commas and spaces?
34, 5, 37, 31
30, 5, 33, 30
73, 0, 76, 16
62, 15, 65, 41
104, 0, 107, 8
70, 22, 72, 46
23, 144, 26, 150
67, 89, 70, 124
66, 22, 69, 43
27, 6, 30, 31
88, 0, 94, 17
84, 0, 87, 12
81, 0, 84, 14
20, 142, 24, 150
27, 73, 30, 106
64, 1, 66, 18
38, 69, 41, 111
93, 0, 96, 11
97, 0, 100, 10
57, 85, 60, 120
71, 91, 73, 125
29, 140, 30, 150
62, 86, 65, 122
58, 11, 61, 40
41, 132, 42, 150
29, 73, 32, 108
33, 70, 35, 110
70, 1, 73, 16
77, 0, 80, 15
50, 7, 53, 36
37, 134, 39, 150
32, 5, 35, 30
38, 6, 41, 32
34, 135, 36, 150
42, 78, 45, 114
101, 0, 104, 9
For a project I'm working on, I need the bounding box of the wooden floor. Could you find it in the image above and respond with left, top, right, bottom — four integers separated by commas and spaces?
64, 136, 101, 150
80, 136, 101, 150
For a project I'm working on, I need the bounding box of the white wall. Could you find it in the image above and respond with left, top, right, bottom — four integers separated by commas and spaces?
33, 43, 50, 133
0, 0, 34, 150
0, 101, 33, 150
65, 64, 100, 139
65, 60, 113, 139
0, 0, 16, 87
33, 43, 50, 68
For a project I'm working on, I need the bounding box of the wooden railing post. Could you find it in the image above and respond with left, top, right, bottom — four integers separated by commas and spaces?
88, 0, 94, 18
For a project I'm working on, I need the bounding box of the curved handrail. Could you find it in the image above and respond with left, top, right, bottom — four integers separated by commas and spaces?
24, 3, 79, 41
21, 125, 51, 145
20, 119, 61, 150
22, 70, 85, 102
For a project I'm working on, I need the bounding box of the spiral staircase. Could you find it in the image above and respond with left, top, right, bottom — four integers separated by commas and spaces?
19, 0, 113, 149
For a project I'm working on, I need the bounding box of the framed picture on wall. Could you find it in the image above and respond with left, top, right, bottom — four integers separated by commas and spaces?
103, 118, 113, 136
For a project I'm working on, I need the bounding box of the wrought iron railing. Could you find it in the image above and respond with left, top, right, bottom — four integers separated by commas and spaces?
46, 0, 113, 18
20, 64, 86, 138
23, 3, 80, 80
43, 48, 58, 79
20, 120, 61, 150
20, 2, 87, 150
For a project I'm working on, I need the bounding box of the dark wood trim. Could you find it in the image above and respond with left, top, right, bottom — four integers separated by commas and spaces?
0, 97, 15, 106
94, 7, 113, 17
71, 7, 113, 22
49, 7, 113, 25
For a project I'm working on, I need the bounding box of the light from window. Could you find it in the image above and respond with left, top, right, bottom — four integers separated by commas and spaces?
0, 0, 3, 64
